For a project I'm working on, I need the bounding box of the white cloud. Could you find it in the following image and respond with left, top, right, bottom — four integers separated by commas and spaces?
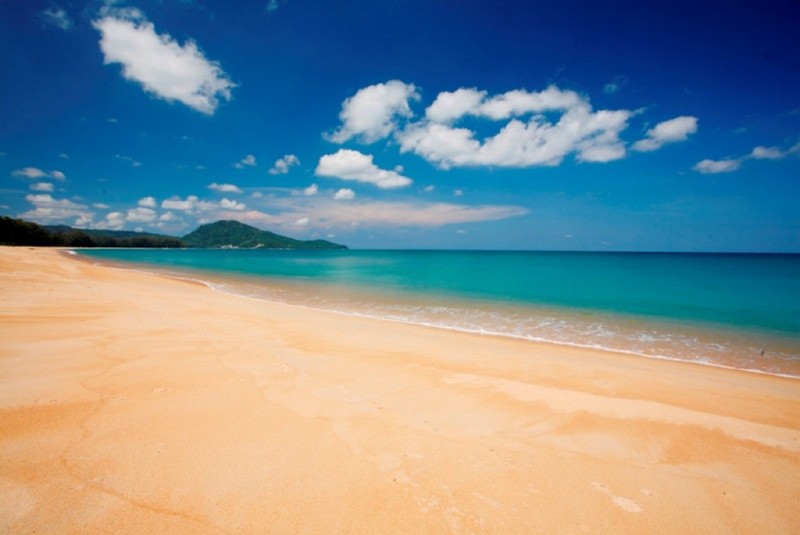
41, 6, 73, 30
93, 9, 235, 115
693, 141, 796, 174
423, 185, 435, 193
94, 211, 126, 230
93, 203, 110, 209
161, 195, 215, 212
632, 116, 698, 152
220, 198, 246, 211
425, 88, 487, 124
294, 217, 309, 226
138, 196, 157, 207
303, 183, 319, 196
279, 200, 527, 228
208, 182, 243, 193
477, 86, 584, 121
30, 182, 54, 192
159, 212, 176, 222
327, 81, 700, 170
327, 80, 419, 143
316, 149, 413, 189
12, 167, 66, 180
424, 86, 583, 124
750, 146, 784, 160
21, 194, 93, 225
269, 154, 300, 174
59, 153, 70, 159
126, 207, 157, 223
453, 189, 464, 197
399, 104, 631, 168
693, 158, 742, 174
233, 154, 256, 169
333, 188, 355, 200
12, 167, 46, 178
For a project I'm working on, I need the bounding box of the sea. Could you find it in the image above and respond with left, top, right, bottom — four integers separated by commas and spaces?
75, 249, 800, 378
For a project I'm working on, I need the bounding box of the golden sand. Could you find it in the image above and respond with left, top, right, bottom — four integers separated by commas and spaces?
1, 247, 799, 533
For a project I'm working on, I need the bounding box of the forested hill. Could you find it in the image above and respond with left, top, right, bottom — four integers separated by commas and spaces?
0, 216, 183, 247
1, 216, 347, 250
182, 220, 347, 249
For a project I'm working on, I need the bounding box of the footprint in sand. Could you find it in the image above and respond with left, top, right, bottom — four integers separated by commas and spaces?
591, 482, 643, 513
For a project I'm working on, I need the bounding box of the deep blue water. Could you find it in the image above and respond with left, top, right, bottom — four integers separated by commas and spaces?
77, 249, 800, 376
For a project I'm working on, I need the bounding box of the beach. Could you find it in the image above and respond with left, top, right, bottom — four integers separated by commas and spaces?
1, 247, 799, 533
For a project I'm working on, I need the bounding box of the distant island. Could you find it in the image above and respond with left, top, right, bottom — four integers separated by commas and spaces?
0, 216, 347, 250
183, 220, 347, 249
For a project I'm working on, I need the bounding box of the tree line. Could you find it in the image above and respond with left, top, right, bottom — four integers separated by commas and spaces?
0, 216, 185, 248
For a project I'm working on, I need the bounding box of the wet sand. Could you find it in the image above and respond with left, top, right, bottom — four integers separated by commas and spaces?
1, 247, 799, 533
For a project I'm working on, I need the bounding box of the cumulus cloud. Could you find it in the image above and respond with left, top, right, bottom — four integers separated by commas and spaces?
21, 194, 93, 224
303, 184, 319, 196
693, 158, 742, 174
425, 88, 487, 124
220, 198, 246, 211
326, 82, 705, 170
421, 85, 584, 126
138, 196, 157, 207
269, 154, 300, 175
233, 154, 256, 169
93, 9, 235, 115
30, 182, 54, 192
94, 211, 126, 230
333, 188, 356, 200
12, 167, 47, 179
294, 217, 309, 226
323, 83, 637, 169
327, 80, 419, 143
208, 182, 243, 193
316, 149, 413, 189
324, 81, 704, 170
126, 206, 157, 222
12, 167, 66, 180
632, 116, 698, 152
399, 103, 631, 168
41, 6, 73, 30
161, 195, 215, 212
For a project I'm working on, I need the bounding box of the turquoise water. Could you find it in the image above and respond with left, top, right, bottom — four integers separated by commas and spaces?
77, 249, 800, 377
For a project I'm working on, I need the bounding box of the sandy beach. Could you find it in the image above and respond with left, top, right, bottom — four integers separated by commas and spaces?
1, 247, 799, 533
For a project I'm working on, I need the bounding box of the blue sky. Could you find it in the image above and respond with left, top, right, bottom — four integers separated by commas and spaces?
1, 0, 798, 251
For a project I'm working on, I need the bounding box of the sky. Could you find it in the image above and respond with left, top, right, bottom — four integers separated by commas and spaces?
1, 0, 798, 251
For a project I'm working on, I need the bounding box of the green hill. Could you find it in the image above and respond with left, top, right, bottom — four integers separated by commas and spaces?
182, 220, 347, 249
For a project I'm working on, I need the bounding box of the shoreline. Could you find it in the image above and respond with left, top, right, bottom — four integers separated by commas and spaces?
72, 249, 800, 379
3, 247, 800, 532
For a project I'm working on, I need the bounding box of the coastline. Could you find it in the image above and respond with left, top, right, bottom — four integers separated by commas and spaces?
2, 247, 799, 532
75, 248, 800, 379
